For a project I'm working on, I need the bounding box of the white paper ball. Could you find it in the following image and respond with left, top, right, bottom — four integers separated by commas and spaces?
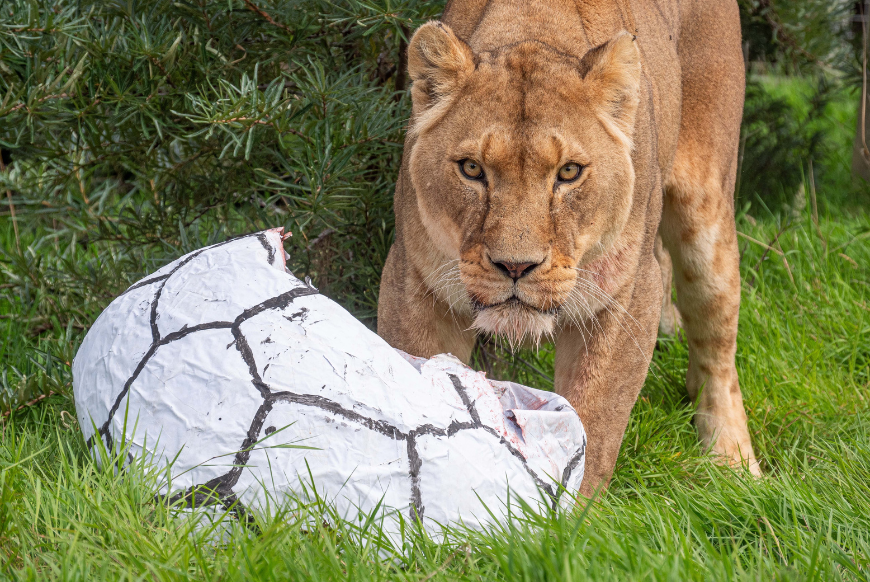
73, 229, 585, 536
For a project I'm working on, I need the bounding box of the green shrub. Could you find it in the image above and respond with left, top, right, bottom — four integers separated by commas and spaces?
1, 0, 443, 328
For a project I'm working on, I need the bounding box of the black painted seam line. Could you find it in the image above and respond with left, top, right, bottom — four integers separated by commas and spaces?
270, 391, 407, 440
208, 399, 277, 492
92, 283, 318, 452
550, 436, 587, 511
447, 374, 482, 425
147, 232, 268, 343
447, 373, 559, 503
559, 436, 587, 490
160, 473, 236, 508
256, 232, 276, 266
157, 400, 282, 512
231, 285, 319, 329
149, 280, 164, 344
406, 433, 424, 521
155, 401, 276, 514
122, 274, 170, 296
148, 248, 206, 343
148, 245, 213, 343
86, 320, 235, 450
220, 494, 256, 525
479, 424, 556, 501
229, 285, 320, 399
157, 479, 254, 527
231, 327, 272, 399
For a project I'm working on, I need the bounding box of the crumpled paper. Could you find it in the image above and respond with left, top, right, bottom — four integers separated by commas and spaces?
73, 228, 585, 536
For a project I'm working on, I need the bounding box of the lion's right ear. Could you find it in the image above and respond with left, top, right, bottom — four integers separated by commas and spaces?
407, 21, 475, 119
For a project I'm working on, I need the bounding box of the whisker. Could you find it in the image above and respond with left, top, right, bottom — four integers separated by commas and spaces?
568, 286, 609, 350
574, 280, 645, 358
558, 291, 591, 360
573, 268, 645, 332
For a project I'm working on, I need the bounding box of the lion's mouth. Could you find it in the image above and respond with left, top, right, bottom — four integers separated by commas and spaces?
471, 296, 558, 316
469, 296, 558, 346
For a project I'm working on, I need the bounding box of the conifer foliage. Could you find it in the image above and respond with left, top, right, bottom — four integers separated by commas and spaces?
0, 0, 442, 330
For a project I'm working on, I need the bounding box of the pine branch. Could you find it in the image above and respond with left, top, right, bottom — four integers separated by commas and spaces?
242, 0, 291, 31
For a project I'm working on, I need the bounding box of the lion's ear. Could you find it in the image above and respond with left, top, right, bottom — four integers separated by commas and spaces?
407, 21, 475, 116
578, 31, 641, 142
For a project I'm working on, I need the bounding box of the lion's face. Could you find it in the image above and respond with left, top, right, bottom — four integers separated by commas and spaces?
406, 23, 641, 345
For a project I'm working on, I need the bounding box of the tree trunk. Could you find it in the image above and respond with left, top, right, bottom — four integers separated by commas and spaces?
853, 2, 870, 181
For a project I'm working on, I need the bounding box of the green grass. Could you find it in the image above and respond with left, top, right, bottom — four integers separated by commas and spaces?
2, 192, 869, 580
2, 88, 870, 579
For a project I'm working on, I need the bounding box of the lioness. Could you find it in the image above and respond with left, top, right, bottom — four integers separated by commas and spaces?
378, 0, 761, 496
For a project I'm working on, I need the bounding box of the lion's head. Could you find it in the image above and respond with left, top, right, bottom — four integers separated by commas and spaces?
406, 22, 642, 346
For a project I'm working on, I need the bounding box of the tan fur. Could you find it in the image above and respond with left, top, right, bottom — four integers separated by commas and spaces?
379, 0, 761, 497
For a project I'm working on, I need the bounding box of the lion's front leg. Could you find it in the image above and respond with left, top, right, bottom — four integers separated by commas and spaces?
554, 253, 662, 497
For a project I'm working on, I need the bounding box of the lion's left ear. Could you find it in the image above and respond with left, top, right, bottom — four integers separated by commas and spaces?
578, 31, 642, 143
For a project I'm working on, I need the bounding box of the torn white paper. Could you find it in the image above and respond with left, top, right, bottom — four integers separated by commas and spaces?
72, 228, 585, 536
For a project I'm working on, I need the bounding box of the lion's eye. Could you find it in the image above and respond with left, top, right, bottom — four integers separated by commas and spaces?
557, 163, 583, 183
459, 159, 484, 180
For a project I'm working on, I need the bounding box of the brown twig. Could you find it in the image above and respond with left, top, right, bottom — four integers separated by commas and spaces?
860, 1, 870, 166
419, 553, 455, 582
1, 391, 59, 421
839, 253, 859, 268
7, 26, 57, 33
778, 243, 796, 286
394, 25, 409, 98
746, 221, 792, 288
60, 410, 77, 430
6, 93, 72, 113
761, 516, 786, 563
737, 231, 783, 256
832, 230, 870, 253
306, 228, 335, 251
148, 56, 177, 89
243, 0, 291, 31
756, 0, 827, 67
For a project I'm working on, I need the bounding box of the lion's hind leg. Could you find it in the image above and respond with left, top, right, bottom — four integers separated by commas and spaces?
661, 0, 760, 476
654, 234, 682, 337
662, 154, 759, 476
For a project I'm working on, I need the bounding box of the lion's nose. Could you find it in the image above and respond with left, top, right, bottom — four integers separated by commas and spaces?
492, 260, 540, 281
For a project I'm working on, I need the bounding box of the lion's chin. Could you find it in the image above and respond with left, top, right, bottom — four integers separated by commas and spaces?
470, 300, 556, 348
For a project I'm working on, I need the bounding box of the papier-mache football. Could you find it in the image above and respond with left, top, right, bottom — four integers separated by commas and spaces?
72, 228, 586, 536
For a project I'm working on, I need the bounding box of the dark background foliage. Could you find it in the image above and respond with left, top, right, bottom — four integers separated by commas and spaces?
736, 0, 863, 209
1, 0, 443, 328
